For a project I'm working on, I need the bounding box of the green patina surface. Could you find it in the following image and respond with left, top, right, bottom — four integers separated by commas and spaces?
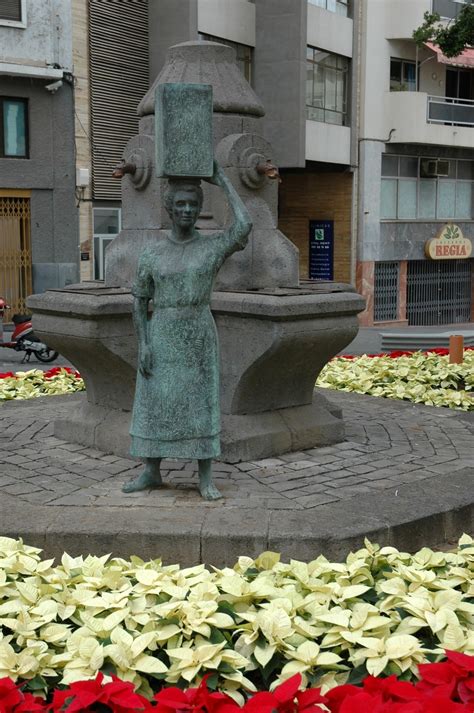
155, 83, 214, 178
124, 83, 252, 499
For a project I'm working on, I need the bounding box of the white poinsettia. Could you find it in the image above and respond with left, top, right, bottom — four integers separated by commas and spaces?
317, 350, 473, 411
0, 368, 84, 401
0, 535, 473, 695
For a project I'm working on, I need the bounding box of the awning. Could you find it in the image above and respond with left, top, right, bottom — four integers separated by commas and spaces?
425, 41, 474, 69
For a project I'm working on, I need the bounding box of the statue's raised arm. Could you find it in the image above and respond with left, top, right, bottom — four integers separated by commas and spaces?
204, 160, 252, 251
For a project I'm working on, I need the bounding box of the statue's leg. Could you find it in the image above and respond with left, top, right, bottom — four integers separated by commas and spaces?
198, 458, 222, 501
122, 458, 162, 493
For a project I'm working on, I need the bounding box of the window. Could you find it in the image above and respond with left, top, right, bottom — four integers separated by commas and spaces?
432, 0, 468, 19
0, 98, 28, 158
390, 58, 416, 92
308, 0, 350, 17
380, 155, 474, 220
93, 207, 121, 280
0, 0, 25, 27
198, 34, 253, 84
306, 47, 349, 125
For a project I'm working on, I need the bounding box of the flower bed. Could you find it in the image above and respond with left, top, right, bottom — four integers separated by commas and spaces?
0, 536, 473, 701
0, 368, 84, 401
2, 654, 474, 711
317, 348, 474, 411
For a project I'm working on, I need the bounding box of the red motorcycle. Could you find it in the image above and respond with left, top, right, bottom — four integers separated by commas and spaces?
0, 297, 58, 363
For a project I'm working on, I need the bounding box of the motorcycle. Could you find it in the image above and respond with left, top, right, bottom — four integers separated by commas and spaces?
0, 297, 58, 363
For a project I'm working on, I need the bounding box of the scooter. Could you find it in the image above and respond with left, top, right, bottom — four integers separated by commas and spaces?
0, 297, 58, 363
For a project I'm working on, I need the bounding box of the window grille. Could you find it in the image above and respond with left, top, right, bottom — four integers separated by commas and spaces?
374, 261, 399, 322
407, 259, 472, 326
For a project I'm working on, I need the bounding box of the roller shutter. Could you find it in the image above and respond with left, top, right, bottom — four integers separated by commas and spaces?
89, 0, 149, 200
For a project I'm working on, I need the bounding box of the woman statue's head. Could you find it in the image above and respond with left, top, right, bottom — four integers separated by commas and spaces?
165, 179, 204, 229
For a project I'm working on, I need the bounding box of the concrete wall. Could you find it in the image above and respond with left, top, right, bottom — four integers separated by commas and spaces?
306, 120, 351, 165
148, 0, 198, 82
307, 3, 353, 58
253, 0, 307, 167
383, 0, 431, 39
0, 0, 72, 72
72, 0, 93, 281
0, 76, 78, 291
379, 221, 474, 261
198, 0, 255, 46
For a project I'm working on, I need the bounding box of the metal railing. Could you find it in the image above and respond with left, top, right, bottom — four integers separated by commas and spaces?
374, 262, 399, 322
427, 95, 474, 127
407, 259, 472, 326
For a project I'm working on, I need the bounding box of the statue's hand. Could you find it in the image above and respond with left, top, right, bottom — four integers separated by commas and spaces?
204, 159, 225, 188
139, 344, 153, 378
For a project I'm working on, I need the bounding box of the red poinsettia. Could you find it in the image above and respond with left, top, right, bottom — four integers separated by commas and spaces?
49, 673, 152, 712
154, 675, 239, 713
0, 677, 46, 712
416, 650, 474, 706
241, 675, 326, 713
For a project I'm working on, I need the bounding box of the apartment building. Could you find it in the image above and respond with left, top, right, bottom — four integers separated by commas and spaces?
77, 0, 473, 326
0, 0, 78, 320
357, 0, 474, 326
77, 0, 356, 285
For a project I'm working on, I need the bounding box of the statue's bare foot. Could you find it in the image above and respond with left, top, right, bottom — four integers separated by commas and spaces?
199, 482, 222, 501
122, 468, 162, 493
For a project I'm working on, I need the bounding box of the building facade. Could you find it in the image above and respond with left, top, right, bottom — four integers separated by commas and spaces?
0, 0, 78, 320
357, 0, 474, 326
75, 0, 473, 327
77, 0, 357, 286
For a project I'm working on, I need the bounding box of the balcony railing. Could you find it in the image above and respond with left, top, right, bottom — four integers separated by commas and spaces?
427, 95, 474, 127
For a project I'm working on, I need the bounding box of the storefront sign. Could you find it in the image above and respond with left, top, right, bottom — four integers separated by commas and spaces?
309, 220, 334, 280
425, 224, 472, 260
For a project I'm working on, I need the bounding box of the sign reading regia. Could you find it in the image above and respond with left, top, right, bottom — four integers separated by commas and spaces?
425, 224, 473, 260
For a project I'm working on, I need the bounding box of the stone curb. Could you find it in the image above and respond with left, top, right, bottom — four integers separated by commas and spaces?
1, 468, 471, 566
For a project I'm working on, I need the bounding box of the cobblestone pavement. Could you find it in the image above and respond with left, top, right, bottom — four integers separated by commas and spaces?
0, 390, 472, 511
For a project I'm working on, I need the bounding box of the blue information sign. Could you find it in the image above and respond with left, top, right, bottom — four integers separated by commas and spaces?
309, 220, 334, 280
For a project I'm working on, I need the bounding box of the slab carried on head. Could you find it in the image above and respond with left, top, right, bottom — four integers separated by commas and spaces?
155, 83, 214, 178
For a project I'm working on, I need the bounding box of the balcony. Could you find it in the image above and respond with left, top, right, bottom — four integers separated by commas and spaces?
427, 95, 474, 126
384, 91, 474, 148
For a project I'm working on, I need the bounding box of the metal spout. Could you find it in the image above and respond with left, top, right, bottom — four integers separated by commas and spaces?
112, 160, 137, 179
256, 161, 282, 183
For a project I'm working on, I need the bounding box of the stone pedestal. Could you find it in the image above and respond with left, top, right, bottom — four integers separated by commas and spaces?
28, 282, 364, 462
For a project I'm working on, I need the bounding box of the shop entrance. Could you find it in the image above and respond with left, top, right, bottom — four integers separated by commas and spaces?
0, 191, 32, 323
407, 259, 472, 326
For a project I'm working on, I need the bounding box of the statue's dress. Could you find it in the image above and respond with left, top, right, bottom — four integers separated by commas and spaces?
130, 228, 248, 459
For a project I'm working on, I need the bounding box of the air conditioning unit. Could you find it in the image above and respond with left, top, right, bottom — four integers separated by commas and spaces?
420, 159, 450, 178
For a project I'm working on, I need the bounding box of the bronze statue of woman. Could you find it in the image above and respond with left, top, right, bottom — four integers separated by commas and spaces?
123, 161, 252, 500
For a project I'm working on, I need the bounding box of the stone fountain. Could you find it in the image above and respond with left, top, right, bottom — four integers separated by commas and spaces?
28, 42, 364, 463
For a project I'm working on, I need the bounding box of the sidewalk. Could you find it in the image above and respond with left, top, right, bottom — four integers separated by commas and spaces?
0, 390, 472, 565
340, 322, 474, 355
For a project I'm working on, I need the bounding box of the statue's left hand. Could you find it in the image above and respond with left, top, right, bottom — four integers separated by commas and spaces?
139, 344, 153, 378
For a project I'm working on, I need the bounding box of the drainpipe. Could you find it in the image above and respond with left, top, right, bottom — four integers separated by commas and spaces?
351, 0, 363, 287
